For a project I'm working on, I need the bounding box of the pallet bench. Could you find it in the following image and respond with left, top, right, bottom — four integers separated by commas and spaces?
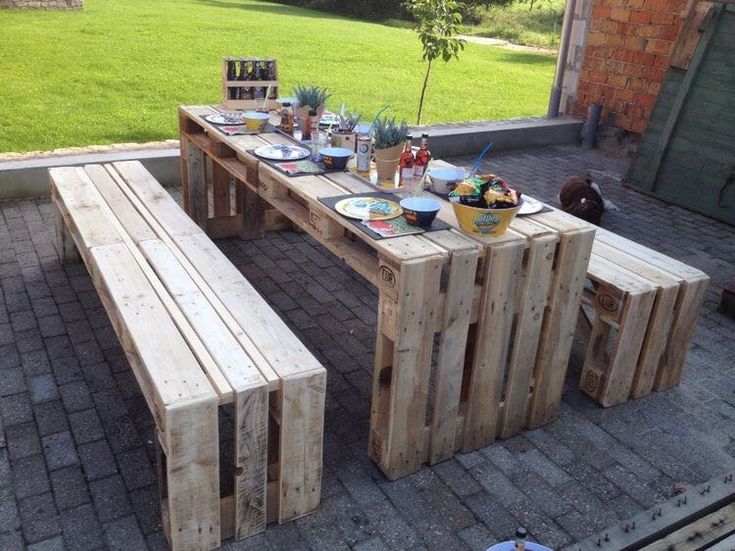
50, 161, 326, 550
578, 227, 709, 407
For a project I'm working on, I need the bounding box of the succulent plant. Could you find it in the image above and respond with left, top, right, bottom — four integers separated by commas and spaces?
293, 84, 331, 109
372, 116, 409, 150
337, 104, 362, 132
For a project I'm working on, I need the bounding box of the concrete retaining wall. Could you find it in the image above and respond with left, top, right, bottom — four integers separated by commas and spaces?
1, 0, 82, 8
0, 117, 583, 200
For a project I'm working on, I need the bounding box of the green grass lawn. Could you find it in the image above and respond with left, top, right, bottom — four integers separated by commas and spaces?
0, 0, 555, 153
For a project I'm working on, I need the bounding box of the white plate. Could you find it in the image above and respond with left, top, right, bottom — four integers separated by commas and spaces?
519, 196, 544, 215
204, 112, 244, 125
253, 144, 311, 161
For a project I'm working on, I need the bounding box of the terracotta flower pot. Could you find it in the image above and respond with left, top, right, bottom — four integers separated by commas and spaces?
331, 130, 356, 152
373, 143, 403, 182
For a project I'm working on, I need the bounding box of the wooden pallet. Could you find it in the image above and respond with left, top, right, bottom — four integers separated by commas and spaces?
563, 472, 735, 551
50, 162, 326, 549
221, 57, 279, 111
578, 229, 709, 407
178, 106, 596, 481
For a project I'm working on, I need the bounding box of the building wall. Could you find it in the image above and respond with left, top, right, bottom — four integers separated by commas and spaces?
566, 0, 688, 134
0, 0, 82, 8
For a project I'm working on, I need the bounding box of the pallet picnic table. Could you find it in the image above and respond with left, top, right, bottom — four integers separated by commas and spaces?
178, 105, 596, 480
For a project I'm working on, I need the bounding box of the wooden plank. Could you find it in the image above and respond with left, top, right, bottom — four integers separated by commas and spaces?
707, 533, 735, 551
49, 167, 123, 253
369, 256, 443, 479
103, 163, 281, 390
278, 370, 326, 522
164, 397, 221, 551
500, 233, 557, 438
110, 160, 204, 239
639, 503, 735, 551
237, 183, 266, 241
670, 1, 716, 70
234, 385, 268, 538
52, 193, 80, 264
463, 241, 525, 451
529, 227, 595, 428
212, 162, 231, 217
429, 247, 479, 464
645, 5, 724, 190
187, 142, 209, 229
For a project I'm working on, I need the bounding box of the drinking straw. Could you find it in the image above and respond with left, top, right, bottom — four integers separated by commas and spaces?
413, 160, 433, 197
469, 142, 494, 179
263, 85, 273, 109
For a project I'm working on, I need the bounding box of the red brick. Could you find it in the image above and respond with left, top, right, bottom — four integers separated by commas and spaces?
634, 93, 657, 109
587, 32, 608, 46
594, 45, 615, 58
615, 87, 636, 102
632, 51, 656, 65
643, 0, 667, 10
647, 81, 662, 95
590, 71, 608, 83
598, 84, 616, 98
610, 7, 631, 22
613, 99, 627, 113
591, 6, 611, 17
626, 0, 645, 8
624, 103, 645, 118
651, 12, 675, 25
590, 17, 602, 31
640, 66, 666, 81
612, 48, 634, 63
617, 22, 636, 35
604, 59, 624, 73
629, 77, 649, 92
630, 118, 648, 134
625, 36, 648, 50
669, 0, 688, 11
630, 10, 652, 23
653, 54, 669, 68
659, 25, 680, 41
602, 19, 620, 33
615, 114, 635, 131
579, 69, 591, 82
608, 74, 629, 88
647, 38, 673, 55
623, 63, 642, 77
637, 24, 660, 39
584, 45, 595, 59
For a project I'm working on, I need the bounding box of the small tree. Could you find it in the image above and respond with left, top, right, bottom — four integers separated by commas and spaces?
404, 0, 466, 125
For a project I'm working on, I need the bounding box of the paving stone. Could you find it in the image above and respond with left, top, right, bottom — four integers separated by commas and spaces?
117, 447, 155, 491
11, 454, 50, 499
68, 408, 105, 444
89, 475, 133, 522
0, 392, 33, 426
42, 431, 79, 471
50, 465, 90, 510
78, 440, 117, 481
60, 503, 104, 551
6, 421, 41, 460
0, 368, 27, 397
0, 485, 21, 533
34, 400, 69, 437
129, 485, 161, 535
19, 492, 61, 544
0, 531, 24, 551
29, 374, 60, 404
58, 381, 93, 412
103, 514, 147, 551
50, 356, 83, 385
353, 536, 390, 551
27, 535, 65, 551
20, 350, 51, 377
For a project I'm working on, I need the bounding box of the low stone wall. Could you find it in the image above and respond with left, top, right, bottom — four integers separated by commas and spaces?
0, 0, 83, 8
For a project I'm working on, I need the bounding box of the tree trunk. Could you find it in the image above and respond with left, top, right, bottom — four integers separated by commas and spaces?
417, 58, 433, 126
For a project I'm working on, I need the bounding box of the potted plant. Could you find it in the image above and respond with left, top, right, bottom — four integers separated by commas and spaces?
331, 104, 362, 151
293, 84, 331, 132
372, 116, 409, 181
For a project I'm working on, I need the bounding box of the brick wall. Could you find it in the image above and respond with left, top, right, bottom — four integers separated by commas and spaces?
569, 0, 687, 134
0, 0, 82, 8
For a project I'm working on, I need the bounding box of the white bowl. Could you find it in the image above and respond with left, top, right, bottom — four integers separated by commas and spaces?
428, 167, 466, 194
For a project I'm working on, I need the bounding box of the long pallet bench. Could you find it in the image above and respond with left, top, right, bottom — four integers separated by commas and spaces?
50, 161, 326, 550
578, 227, 709, 407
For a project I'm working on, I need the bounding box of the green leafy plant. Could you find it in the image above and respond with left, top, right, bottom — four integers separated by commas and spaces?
403, 0, 466, 125
372, 116, 409, 149
293, 84, 332, 109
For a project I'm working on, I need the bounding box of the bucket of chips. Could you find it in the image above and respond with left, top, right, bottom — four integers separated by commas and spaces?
449, 175, 523, 237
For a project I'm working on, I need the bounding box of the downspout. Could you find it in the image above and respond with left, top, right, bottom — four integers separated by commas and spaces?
548, 0, 577, 117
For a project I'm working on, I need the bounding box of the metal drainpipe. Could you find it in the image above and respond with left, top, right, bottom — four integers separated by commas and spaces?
548, 0, 578, 117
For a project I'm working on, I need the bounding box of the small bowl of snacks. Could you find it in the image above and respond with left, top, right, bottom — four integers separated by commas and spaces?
399, 197, 442, 227
319, 147, 354, 170
449, 174, 523, 236
243, 111, 271, 132
428, 167, 466, 195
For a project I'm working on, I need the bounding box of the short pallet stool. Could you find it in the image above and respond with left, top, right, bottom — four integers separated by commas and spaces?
578, 229, 709, 407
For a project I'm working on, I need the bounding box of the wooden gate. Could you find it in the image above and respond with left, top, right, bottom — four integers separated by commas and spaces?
626, 3, 735, 225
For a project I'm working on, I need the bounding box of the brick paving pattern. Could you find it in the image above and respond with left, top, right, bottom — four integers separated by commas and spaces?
0, 144, 733, 550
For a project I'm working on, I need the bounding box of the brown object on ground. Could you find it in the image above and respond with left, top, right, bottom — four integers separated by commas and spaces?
721, 283, 735, 318
559, 176, 604, 225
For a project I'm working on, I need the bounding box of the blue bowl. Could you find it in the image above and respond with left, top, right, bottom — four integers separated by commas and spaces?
399, 197, 441, 227
319, 147, 353, 170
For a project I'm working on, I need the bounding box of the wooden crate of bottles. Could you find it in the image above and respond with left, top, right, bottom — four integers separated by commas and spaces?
222, 57, 280, 110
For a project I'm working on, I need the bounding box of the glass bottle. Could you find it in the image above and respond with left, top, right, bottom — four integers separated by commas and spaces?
280, 103, 294, 136
398, 135, 415, 187
252, 61, 265, 100
514, 527, 527, 551
414, 133, 431, 177
309, 109, 320, 156
302, 109, 313, 141
238, 60, 251, 100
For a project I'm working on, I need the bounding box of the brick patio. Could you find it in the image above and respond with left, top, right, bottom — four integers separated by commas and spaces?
0, 144, 733, 550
